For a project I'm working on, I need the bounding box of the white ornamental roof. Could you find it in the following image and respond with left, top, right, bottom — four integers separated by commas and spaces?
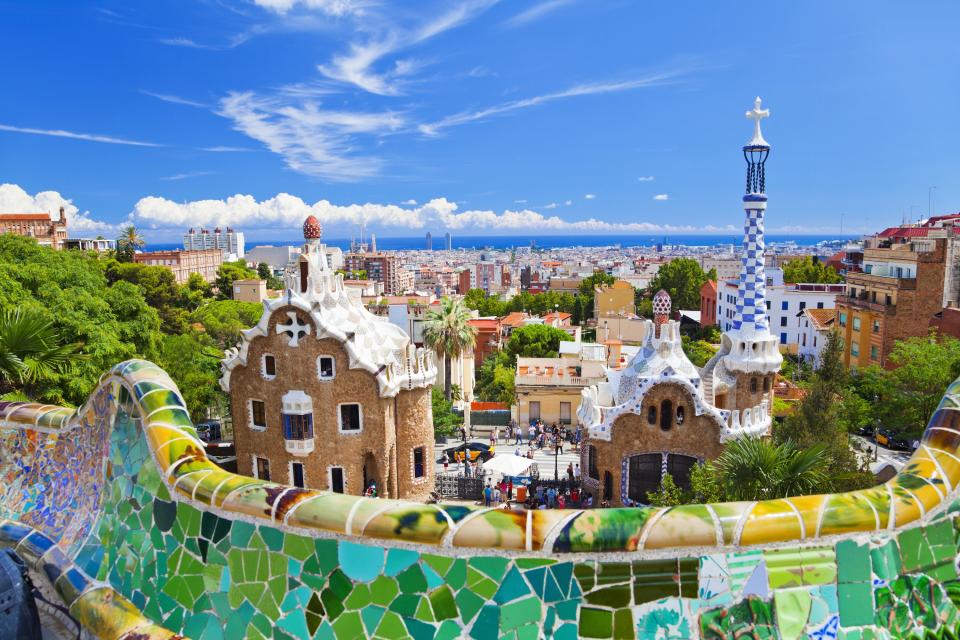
220, 233, 436, 398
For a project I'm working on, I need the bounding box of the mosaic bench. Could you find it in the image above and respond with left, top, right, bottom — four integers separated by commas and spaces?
1, 359, 960, 639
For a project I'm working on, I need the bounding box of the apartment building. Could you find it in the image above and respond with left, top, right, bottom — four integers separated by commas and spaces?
0, 207, 68, 249
344, 251, 402, 294
514, 341, 608, 426
134, 248, 223, 284
593, 280, 635, 318
183, 226, 245, 258
836, 234, 947, 368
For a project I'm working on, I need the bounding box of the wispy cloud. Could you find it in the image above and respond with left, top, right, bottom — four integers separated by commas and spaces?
584, 193, 595, 200
653, 193, 669, 201
401, 199, 417, 205
318, 0, 500, 95
638, 175, 655, 182
161, 171, 218, 181
543, 202, 558, 209
218, 91, 404, 181
141, 90, 208, 108
252, 0, 364, 16
564, 200, 572, 206
419, 68, 691, 135
514, 199, 528, 204
0, 124, 161, 147
504, 0, 576, 28
201, 145, 255, 152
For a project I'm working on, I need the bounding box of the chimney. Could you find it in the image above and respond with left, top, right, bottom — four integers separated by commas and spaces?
59, 206, 67, 226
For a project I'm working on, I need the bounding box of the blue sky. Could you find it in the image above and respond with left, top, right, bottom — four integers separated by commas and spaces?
1, 0, 958, 241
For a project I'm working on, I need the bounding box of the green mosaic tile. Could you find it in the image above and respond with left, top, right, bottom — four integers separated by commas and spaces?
700, 596, 775, 639
494, 566, 530, 604
470, 557, 510, 582
837, 540, 870, 583
837, 581, 873, 626
471, 605, 500, 640
870, 541, 902, 581
429, 585, 457, 622
579, 607, 613, 638
897, 526, 929, 572
397, 564, 428, 594
370, 576, 400, 607
499, 596, 540, 632
423, 554, 454, 577
455, 588, 485, 625
344, 583, 371, 609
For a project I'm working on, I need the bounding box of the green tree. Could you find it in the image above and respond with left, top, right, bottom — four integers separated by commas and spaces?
215, 260, 258, 300
506, 324, 573, 360
782, 256, 843, 284
422, 297, 478, 401
713, 437, 829, 501
0, 235, 163, 405
432, 387, 464, 437
681, 336, 717, 367
256, 262, 285, 290
0, 307, 86, 401
182, 273, 213, 308
105, 261, 189, 334
647, 258, 712, 311
463, 288, 509, 317
116, 225, 145, 262
191, 300, 264, 347
882, 333, 960, 436
689, 461, 725, 502
157, 331, 225, 422
474, 351, 516, 404
646, 473, 685, 507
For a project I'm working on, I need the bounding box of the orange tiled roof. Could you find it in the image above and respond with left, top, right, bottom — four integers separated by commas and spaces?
0, 213, 52, 221
805, 307, 836, 330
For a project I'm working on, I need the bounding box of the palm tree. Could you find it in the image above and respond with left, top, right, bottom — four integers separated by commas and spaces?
116, 225, 145, 262
713, 437, 828, 501
0, 308, 85, 401
423, 297, 477, 401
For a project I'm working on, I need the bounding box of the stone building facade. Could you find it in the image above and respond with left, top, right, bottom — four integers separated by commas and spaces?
0, 207, 68, 249
221, 216, 437, 500
134, 248, 223, 284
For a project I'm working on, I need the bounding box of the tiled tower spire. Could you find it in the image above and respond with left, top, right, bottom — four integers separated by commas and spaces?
733, 97, 772, 335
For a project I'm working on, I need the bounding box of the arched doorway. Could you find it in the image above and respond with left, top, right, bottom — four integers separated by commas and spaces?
626, 453, 662, 504
362, 452, 379, 496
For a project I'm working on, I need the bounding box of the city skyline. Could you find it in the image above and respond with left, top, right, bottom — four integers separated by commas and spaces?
1, 1, 958, 240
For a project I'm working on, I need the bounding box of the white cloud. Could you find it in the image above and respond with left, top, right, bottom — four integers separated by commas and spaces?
128, 191, 717, 234
0, 184, 117, 234
217, 91, 404, 181
564, 200, 572, 206
504, 0, 576, 28
584, 193, 595, 200
161, 171, 217, 181
318, 0, 499, 95
252, 0, 361, 16
141, 90, 208, 108
401, 199, 417, 205
0, 124, 161, 147
419, 68, 690, 135
201, 146, 255, 152
637, 175, 655, 182
514, 199, 528, 204
543, 203, 557, 209
653, 193, 669, 201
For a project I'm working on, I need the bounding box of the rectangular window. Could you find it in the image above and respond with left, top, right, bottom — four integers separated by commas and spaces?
330, 467, 345, 493
780, 317, 788, 327
251, 400, 266, 429
263, 354, 276, 378
413, 447, 425, 478
339, 404, 362, 432
870, 346, 879, 360
839, 312, 847, 327
588, 445, 599, 480
529, 401, 540, 422
799, 301, 806, 310
851, 342, 860, 357
291, 462, 305, 488
299, 261, 308, 293
255, 457, 270, 481
317, 356, 335, 380
781, 301, 789, 311
817, 302, 824, 309
765, 301, 771, 310
560, 402, 571, 425
780, 332, 787, 344
885, 294, 892, 305
852, 317, 861, 331
873, 320, 880, 333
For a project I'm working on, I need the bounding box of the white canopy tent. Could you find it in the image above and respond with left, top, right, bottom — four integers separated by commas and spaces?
481, 455, 538, 478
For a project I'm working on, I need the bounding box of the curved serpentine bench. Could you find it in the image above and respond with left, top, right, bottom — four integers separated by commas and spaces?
2, 359, 960, 639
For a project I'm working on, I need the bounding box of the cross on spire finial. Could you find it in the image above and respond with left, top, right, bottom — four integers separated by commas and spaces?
745, 96, 770, 147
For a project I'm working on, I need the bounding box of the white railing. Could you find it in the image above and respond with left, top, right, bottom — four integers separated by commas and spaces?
515, 374, 604, 387
285, 437, 315, 456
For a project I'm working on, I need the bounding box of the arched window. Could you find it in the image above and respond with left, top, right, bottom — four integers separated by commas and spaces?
603, 471, 613, 501
299, 261, 309, 293
647, 405, 657, 425
587, 445, 599, 480
750, 377, 758, 393
762, 377, 770, 392
660, 399, 673, 430
675, 405, 685, 425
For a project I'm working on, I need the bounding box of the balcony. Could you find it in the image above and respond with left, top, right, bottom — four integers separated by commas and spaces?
515, 373, 605, 387
838, 297, 896, 316
846, 271, 916, 290
285, 437, 315, 456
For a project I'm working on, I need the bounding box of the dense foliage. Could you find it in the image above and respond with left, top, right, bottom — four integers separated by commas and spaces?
647, 258, 716, 312
475, 324, 574, 404
462, 270, 618, 324
215, 260, 258, 300
431, 387, 463, 437
781, 256, 843, 284
0, 308, 86, 402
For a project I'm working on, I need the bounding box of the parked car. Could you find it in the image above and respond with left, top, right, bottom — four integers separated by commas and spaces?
196, 420, 222, 442
856, 425, 875, 438
875, 429, 912, 452
439, 441, 493, 463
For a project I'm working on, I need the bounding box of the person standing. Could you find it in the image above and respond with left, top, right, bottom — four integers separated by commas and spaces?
573, 464, 581, 482
484, 482, 492, 507
442, 452, 449, 473
566, 462, 575, 483
514, 423, 524, 445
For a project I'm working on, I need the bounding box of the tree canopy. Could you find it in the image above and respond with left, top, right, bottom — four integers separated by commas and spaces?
647, 258, 714, 311
191, 300, 264, 348
215, 260, 258, 300
782, 256, 843, 284
506, 324, 573, 360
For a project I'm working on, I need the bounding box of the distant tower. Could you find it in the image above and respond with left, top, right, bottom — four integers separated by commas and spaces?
426, 232, 432, 251
445, 231, 452, 251
652, 289, 671, 330
701, 97, 782, 432
371, 233, 377, 253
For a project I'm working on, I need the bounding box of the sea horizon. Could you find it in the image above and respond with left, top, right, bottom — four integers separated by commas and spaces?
147, 233, 859, 253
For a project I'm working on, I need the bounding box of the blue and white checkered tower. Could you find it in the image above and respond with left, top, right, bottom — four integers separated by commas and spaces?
721, 97, 783, 375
